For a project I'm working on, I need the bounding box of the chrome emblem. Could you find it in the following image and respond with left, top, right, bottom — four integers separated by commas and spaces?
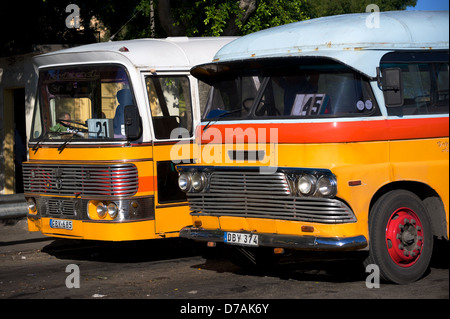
55, 178, 63, 190
56, 200, 64, 214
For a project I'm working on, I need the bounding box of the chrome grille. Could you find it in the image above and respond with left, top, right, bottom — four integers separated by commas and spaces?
23, 163, 139, 197
47, 198, 76, 215
36, 197, 82, 218
209, 171, 291, 195
188, 170, 356, 224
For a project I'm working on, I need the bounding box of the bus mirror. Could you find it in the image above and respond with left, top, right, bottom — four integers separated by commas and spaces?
380, 67, 404, 107
124, 105, 142, 140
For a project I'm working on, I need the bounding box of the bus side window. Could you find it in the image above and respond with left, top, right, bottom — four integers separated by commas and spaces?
146, 76, 193, 140
401, 64, 431, 115
398, 62, 449, 115
434, 63, 449, 109
382, 59, 449, 116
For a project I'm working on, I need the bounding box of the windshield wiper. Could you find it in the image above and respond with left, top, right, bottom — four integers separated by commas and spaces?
57, 131, 75, 153
202, 109, 241, 133
57, 128, 84, 153
58, 119, 88, 128
31, 131, 49, 152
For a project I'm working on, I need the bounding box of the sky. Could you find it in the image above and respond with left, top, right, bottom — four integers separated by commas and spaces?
407, 0, 449, 11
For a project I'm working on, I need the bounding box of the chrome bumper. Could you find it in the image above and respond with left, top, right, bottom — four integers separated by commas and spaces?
180, 227, 368, 251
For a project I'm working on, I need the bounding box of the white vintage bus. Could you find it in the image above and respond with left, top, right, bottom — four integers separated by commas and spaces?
24, 37, 236, 241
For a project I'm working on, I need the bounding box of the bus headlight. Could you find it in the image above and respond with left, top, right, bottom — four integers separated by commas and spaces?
191, 172, 206, 192
27, 198, 37, 214
107, 202, 119, 219
96, 202, 108, 219
317, 175, 337, 198
178, 172, 192, 192
297, 175, 316, 196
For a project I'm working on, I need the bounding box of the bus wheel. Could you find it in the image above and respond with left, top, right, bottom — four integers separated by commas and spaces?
366, 190, 433, 284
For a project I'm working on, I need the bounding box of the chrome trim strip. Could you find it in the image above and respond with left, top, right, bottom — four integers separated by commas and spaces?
29, 195, 155, 222
180, 227, 368, 251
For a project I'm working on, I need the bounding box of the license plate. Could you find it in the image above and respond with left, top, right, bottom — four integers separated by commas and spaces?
224, 232, 258, 247
50, 219, 73, 230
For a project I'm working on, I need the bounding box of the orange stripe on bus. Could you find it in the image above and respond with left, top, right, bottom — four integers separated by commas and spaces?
199, 117, 448, 144
138, 176, 155, 193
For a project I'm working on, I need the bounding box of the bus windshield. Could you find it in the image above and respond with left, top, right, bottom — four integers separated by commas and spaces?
31, 65, 135, 142
200, 58, 379, 120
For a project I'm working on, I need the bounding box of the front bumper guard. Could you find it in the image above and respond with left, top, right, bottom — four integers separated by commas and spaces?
180, 227, 368, 251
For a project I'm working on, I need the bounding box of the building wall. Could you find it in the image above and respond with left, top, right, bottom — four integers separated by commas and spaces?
0, 45, 65, 194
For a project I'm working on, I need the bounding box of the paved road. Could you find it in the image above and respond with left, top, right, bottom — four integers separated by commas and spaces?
1, 219, 448, 306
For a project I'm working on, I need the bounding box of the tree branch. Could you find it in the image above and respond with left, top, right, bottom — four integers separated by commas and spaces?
158, 0, 186, 36
223, 0, 257, 35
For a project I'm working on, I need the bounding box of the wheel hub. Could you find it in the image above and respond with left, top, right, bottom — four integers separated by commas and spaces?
385, 208, 424, 267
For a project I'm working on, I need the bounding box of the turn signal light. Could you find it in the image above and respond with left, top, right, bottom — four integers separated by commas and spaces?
301, 225, 314, 233
274, 248, 285, 254
194, 220, 202, 228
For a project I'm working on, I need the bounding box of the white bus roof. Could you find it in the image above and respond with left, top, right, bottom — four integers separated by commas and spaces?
213, 11, 449, 77
33, 37, 237, 70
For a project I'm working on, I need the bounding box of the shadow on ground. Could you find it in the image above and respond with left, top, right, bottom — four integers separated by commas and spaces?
42, 237, 205, 263
42, 236, 449, 284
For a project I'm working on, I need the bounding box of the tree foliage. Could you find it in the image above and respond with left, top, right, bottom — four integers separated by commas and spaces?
166, 0, 308, 36
305, 0, 417, 18
152, 0, 416, 37
0, 0, 142, 56
0, 0, 416, 57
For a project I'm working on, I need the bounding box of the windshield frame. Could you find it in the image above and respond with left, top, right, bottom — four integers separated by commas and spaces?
30, 63, 136, 144
195, 57, 381, 121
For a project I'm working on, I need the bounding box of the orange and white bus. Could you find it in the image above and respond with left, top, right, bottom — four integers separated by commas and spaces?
176, 11, 449, 283
24, 37, 235, 241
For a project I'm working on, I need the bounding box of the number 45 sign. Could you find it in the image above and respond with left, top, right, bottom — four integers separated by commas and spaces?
88, 119, 114, 138
290, 94, 329, 116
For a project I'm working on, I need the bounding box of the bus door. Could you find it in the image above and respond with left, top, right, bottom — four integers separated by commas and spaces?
144, 73, 196, 235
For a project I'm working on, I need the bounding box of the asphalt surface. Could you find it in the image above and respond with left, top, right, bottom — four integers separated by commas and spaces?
0, 219, 448, 308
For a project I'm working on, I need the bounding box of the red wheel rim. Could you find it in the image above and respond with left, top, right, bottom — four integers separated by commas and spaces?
385, 207, 424, 267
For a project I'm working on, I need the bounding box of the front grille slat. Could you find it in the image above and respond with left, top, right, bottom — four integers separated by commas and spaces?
209, 171, 291, 195
23, 163, 139, 197
188, 170, 356, 224
47, 198, 76, 216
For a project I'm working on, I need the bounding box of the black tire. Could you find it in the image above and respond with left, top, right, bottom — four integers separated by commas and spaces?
365, 190, 433, 284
